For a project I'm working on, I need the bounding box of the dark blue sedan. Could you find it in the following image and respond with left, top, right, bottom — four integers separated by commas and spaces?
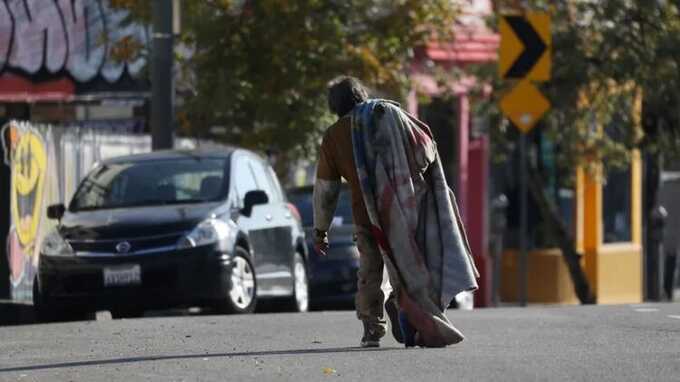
287, 185, 359, 308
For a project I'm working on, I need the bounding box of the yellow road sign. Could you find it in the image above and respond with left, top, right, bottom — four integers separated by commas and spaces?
500, 80, 551, 134
499, 12, 551, 81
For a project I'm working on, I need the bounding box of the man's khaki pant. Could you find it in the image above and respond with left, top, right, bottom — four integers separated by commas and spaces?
355, 225, 394, 329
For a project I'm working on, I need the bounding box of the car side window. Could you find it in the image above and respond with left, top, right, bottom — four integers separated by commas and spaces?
250, 159, 279, 203
232, 155, 259, 202
266, 166, 284, 202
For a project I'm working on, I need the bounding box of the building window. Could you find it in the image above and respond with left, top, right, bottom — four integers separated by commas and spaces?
418, 96, 460, 189
492, 129, 576, 250
602, 166, 632, 243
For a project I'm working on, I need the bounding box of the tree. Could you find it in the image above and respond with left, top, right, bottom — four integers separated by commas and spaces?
111, 0, 460, 166
472, 0, 680, 303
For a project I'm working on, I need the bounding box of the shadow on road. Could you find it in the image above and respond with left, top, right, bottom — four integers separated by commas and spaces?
0, 301, 356, 326
0, 346, 400, 373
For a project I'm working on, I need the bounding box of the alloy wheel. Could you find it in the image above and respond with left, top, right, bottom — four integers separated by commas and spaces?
229, 255, 255, 310
293, 254, 309, 312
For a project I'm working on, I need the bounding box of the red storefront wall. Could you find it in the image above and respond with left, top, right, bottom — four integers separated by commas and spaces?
467, 136, 491, 307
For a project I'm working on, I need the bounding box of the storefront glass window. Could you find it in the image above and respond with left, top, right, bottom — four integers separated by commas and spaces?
490, 129, 575, 250
419, 97, 460, 190
602, 166, 632, 243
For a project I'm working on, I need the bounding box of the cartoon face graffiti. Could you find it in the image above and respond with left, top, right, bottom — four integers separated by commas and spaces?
12, 127, 47, 246
2, 122, 47, 285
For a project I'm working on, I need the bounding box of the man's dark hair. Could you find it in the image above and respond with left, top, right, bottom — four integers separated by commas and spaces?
327, 76, 369, 118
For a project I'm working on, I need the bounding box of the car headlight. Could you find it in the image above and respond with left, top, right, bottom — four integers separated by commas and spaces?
41, 229, 74, 256
178, 218, 236, 252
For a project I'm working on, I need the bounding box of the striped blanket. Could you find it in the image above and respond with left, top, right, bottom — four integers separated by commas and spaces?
351, 100, 479, 347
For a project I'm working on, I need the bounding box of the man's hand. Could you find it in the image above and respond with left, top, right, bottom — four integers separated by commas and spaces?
313, 229, 329, 256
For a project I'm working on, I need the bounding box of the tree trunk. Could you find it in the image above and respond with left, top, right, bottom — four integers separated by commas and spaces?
527, 165, 596, 304
643, 151, 663, 300
641, 106, 663, 301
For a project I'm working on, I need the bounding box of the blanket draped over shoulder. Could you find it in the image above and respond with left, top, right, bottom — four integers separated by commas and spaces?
351, 100, 479, 347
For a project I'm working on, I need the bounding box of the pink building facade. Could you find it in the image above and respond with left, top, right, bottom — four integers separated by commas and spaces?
408, 0, 498, 307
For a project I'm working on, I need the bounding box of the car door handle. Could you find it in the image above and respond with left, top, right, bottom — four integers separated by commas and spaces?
284, 212, 291, 219
265, 214, 273, 221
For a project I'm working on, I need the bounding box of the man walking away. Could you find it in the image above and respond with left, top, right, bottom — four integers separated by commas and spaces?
313, 77, 400, 347
313, 76, 478, 348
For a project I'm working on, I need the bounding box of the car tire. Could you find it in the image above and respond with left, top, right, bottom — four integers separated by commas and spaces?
216, 247, 257, 314
33, 278, 57, 323
33, 279, 94, 323
286, 252, 309, 312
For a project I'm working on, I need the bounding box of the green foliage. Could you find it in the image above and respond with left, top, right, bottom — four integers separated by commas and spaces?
112, 0, 460, 161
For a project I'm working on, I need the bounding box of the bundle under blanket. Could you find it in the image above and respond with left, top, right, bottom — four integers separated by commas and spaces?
350, 100, 479, 347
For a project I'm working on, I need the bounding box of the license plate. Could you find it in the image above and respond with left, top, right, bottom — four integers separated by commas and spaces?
103, 265, 141, 287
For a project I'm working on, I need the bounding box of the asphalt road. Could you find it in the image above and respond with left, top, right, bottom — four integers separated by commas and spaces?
1, 303, 679, 381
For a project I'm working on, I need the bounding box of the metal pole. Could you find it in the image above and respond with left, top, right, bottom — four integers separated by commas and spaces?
491, 194, 508, 307
151, 0, 174, 150
519, 131, 528, 306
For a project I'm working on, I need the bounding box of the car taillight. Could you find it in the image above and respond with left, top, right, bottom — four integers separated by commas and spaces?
287, 203, 302, 222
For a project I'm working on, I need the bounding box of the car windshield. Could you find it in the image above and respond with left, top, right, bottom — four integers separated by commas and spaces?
70, 157, 228, 211
288, 187, 353, 227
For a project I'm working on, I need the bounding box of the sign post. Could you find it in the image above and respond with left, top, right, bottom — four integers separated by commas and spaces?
499, 11, 551, 307
151, 0, 175, 150
519, 130, 528, 307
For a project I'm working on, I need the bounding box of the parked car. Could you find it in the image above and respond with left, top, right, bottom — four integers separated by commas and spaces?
286, 185, 359, 308
35, 149, 309, 322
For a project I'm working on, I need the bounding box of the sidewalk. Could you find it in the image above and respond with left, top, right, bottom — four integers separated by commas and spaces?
0, 299, 35, 326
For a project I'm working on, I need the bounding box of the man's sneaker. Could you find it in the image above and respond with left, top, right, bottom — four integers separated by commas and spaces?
360, 321, 385, 348
385, 295, 404, 344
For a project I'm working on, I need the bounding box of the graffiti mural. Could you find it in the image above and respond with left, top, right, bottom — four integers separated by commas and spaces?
1, 122, 56, 300
1, 121, 159, 300
10, 124, 47, 249
1, 120, 211, 300
0, 0, 148, 83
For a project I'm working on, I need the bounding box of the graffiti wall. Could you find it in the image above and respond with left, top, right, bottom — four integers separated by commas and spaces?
1, 121, 152, 300
0, 0, 147, 85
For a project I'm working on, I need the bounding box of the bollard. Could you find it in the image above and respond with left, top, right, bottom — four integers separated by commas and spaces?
647, 205, 667, 301
664, 247, 678, 301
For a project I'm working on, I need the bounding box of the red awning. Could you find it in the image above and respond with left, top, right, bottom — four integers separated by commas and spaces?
0, 73, 75, 102
425, 34, 499, 63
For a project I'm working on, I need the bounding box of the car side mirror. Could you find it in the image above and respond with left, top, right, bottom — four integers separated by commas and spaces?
47, 204, 66, 221
241, 190, 268, 217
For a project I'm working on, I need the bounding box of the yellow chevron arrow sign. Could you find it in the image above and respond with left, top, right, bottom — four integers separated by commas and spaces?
499, 12, 551, 81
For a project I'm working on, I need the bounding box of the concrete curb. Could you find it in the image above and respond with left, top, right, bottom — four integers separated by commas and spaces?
0, 300, 35, 326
